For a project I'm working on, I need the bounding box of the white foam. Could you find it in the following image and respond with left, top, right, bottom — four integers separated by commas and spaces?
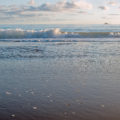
0, 28, 63, 39
0, 28, 120, 39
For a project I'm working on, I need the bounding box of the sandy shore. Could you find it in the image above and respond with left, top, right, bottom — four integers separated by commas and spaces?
0, 41, 120, 120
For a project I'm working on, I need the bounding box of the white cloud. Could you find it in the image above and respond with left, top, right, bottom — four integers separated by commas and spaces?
30, 0, 93, 12
108, 1, 117, 6
0, 0, 93, 21
28, 0, 35, 6
74, 1, 93, 9
109, 13, 120, 15
99, 6, 109, 10
0, 0, 93, 13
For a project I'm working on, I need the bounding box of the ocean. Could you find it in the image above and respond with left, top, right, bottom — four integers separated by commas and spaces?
0, 24, 120, 120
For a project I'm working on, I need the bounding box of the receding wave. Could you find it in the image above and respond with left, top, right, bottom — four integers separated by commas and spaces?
0, 28, 120, 40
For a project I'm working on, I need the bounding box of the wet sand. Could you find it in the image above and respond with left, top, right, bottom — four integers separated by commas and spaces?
0, 41, 120, 120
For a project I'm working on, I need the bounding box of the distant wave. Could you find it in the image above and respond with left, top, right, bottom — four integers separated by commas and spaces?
0, 28, 120, 39
1, 38, 120, 42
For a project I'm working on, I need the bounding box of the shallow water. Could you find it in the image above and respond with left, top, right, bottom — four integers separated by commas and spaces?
0, 41, 120, 120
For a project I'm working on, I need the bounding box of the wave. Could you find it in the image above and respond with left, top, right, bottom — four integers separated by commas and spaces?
0, 28, 120, 39
1, 38, 120, 42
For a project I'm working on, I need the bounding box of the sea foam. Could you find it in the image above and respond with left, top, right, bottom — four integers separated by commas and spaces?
0, 28, 120, 39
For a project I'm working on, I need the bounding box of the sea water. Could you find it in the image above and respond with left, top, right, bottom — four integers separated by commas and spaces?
0, 24, 120, 120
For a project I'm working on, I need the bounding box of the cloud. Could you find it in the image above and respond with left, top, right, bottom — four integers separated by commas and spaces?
78, 11, 88, 14
99, 6, 109, 10
28, 0, 35, 6
27, 0, 93, 12
0, 0, 93, 21
109, 13, 120, 15
101, 16, 112, 20
0, 0, 93, 14
101, 16, 107, 19
108, 1, 117, 6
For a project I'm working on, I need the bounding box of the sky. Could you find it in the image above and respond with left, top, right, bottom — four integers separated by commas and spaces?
0, 0, 120, 24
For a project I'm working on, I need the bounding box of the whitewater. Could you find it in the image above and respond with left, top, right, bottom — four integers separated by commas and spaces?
0, 24, 120, 59
1, 28, 120, 39
0, 24, 120, 41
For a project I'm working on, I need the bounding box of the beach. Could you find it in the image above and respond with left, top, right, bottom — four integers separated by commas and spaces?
0, 38, 120, 120
1, 0, 120, 118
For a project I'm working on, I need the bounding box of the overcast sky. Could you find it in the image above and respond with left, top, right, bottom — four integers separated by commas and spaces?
0, 0, 120, 24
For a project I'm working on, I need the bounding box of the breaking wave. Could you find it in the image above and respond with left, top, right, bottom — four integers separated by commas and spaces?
0, 28, 120, 39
